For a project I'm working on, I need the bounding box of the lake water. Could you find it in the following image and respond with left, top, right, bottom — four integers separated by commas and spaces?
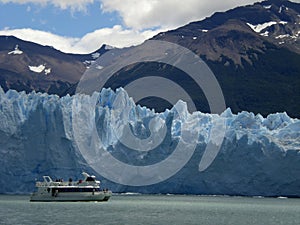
1, 194, 300, 225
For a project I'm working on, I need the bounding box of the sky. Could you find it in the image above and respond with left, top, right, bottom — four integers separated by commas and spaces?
0, 0, 299, 54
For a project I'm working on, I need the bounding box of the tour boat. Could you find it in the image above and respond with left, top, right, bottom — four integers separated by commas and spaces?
30, 172, 112, 202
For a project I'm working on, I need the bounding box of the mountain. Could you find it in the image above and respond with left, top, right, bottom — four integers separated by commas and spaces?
1, 0, 300, 197
1, 87, 299, 196
150, 0, 300, 118
0, 36, 110, 96
111, 0, 300, 117
153, 0, 300, 61
0, 0, 299, 117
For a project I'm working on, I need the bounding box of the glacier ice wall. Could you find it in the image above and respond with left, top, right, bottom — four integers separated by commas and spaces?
0, 86, 300, 196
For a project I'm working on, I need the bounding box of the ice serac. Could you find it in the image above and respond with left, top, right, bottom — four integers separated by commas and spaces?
0, 86, 300, 196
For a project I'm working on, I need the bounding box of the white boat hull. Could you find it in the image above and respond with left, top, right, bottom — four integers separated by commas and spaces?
30, 190, 112, 202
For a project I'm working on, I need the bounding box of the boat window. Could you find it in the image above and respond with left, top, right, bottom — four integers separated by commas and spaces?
44, 176, 51, 183
86, 177, 95, 182
51, 187, 100, 192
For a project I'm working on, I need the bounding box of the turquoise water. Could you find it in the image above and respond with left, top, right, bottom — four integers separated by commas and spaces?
1, 194, 300, 225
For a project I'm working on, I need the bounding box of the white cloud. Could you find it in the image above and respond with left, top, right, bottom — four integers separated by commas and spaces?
1, 0, 300, 25
73, 25, 162, 51
101, 0, 266, 30
0, 26, 161, 54
0, 0, 97, 12
1, 0, 300, 53
0, 28, 79, 51
101, 0, 300, 30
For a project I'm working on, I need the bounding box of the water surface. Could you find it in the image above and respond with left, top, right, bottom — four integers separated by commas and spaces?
0, 194, 299, 225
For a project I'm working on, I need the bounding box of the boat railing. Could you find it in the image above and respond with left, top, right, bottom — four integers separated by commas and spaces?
36, 181, 99, 187
36, 181, 60, 187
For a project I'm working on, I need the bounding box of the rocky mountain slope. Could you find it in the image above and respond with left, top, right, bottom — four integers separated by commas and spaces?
149, 0, 300, 118
0, 0, 299, 117
0, 36, 109, 96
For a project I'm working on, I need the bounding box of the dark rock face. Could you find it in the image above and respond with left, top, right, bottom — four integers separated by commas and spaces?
148, 0, 300, 118
0, 0, 300, 117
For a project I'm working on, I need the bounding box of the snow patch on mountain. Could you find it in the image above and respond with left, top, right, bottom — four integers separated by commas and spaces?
8, 45, 23, 55
28, 65, 45, 73
260, 31, 269, 37
83, 60, 95, 68
278, 5, 288, 14
96, 65, 104, 70
104, 45, 115, 50
91, 52, 100, 59
279, 21, 288, 25
247, 21, 277, 33
44, 68, 51, 75
263, 5, 272, 9
276, 34, 290, 39
28, 64, 51, 75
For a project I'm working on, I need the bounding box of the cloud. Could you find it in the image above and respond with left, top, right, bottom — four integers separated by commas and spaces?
101, 0, 300, 30
1, 0, 300, 26
1, 0, 300, 53
0, 28, 79, 51
0, 0, 98, 12
0, 26, 161, 54
74, 25, 162, 52
101, 0, 268, 30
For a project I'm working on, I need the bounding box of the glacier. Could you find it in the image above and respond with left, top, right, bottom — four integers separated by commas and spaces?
0, 86, 300, 196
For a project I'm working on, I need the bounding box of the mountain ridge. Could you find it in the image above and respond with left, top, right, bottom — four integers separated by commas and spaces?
0, 35, 110, 95
0, 0, 299, 117
152, 0, 300, 64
